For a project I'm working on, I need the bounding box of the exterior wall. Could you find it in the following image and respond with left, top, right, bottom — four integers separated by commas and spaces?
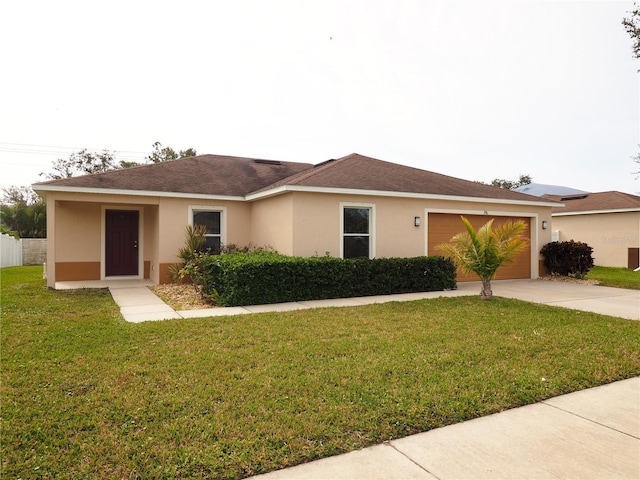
54, 200, 102, 282
43, 191, 252, 286
145, 205, 159, 284
291, 192, 340, 257
22, 239, 47, 265
552, 211, 640, 268
42, 187, 554, 287
288, 192, 427, 258
156, 198, 251, 283
250, 194, 294, 254
285, 191, 553, 279
45, 196, 56, 285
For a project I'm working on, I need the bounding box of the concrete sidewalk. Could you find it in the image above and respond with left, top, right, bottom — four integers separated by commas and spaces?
56, 278, 640, 322
89, 278, 638, 323
250, 377, 640, 480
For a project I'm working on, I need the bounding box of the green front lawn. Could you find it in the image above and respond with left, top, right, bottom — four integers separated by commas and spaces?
2, 266, 639, 479
587, 265, 640, 290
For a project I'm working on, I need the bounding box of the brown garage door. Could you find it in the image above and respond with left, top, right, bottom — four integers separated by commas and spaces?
428, 213, 531, 281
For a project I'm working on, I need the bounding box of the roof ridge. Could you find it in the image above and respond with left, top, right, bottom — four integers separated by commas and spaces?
612, 190, 640, 199
261, 153, 358, 189
587, 190, 640, 202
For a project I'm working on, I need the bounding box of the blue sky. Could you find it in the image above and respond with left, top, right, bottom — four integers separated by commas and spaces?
1, 0, 638, 194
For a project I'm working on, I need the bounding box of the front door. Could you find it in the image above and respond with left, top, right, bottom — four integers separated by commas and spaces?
105, 210, 139, 276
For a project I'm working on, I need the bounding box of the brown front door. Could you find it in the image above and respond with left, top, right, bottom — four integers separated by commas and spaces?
105, 210, 139, 276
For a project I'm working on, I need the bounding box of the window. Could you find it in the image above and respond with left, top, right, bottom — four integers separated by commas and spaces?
343, 206, 372, 258
192, 209, 222, 253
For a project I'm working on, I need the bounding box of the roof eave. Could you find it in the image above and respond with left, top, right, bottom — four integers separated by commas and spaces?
33, 183, 564, 207
246, 185, 563, 207
552, 207, 640, 216
32, 184, 246, 202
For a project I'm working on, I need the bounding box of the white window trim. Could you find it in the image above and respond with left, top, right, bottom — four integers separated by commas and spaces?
340, 202, 376, 259
100, 205, 144, 280
188, 205, 227, 248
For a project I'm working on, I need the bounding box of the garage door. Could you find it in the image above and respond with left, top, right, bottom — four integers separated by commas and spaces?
428, 213, 531, 281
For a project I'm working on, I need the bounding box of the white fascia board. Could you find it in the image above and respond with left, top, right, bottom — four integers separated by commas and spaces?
33, 183, 564, 208
552, 207, 640, 216
32, 184, 245, 202
246, 185, 562, 207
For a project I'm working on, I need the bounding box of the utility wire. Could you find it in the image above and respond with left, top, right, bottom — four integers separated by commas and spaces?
0, 142, 148, 162
0, 141, 148, 155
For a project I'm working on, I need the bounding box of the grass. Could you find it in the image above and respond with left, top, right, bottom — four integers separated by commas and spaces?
586, 265, 640, 290
2, 266, 639, 479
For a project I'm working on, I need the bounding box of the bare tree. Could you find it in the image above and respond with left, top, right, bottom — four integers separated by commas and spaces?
623, 3, 640, 60
43, 149, 118, 180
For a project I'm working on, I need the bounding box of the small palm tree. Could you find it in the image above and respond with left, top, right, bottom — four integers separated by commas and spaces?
437, 216, 529, 300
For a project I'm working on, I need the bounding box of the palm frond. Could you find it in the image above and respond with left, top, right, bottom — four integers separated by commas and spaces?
437, 216, 529, 279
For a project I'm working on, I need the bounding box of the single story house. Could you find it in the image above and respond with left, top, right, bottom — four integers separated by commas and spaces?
542, 191, 640, 269
33, 153, 560, 288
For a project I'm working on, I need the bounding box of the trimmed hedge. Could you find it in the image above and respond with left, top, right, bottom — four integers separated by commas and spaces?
200, 253, 457, 307
540, 240, 594, 278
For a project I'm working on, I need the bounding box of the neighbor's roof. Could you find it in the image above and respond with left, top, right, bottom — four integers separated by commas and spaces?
514, 182, 589, 197
33, 152, 558, 205
543, 191, 640, 215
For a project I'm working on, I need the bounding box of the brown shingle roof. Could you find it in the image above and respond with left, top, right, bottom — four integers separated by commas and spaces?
255, 153, 551, 202
34, 154, 313, 197
34, 152, 556, 204
544, 191, 640, 214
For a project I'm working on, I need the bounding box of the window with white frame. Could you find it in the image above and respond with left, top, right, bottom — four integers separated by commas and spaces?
191, 208, 223, 253
342, 205, 373, 258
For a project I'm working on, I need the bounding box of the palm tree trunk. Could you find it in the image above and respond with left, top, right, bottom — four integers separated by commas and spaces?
480, 277, 493, 300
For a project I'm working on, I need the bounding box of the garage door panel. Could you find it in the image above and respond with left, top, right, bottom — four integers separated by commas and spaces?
428, 213, 531, 281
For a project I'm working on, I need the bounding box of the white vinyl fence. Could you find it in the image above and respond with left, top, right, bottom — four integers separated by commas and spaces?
1, 233, 23, 268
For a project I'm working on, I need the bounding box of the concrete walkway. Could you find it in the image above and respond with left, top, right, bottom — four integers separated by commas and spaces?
55, 277, 640, 322
250, 377, 640, 480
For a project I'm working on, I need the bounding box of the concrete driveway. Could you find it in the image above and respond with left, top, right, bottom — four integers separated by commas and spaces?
476, 279, 640, 321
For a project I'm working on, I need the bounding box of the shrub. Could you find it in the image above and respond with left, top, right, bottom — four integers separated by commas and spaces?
169, 227, 273, 304
540, 240, 594, 278
199, 254, 457, 307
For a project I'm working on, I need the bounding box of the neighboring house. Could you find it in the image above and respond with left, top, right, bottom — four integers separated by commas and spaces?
542, 191, 640, 269
515, 182, 589, 197
33, 153, 559, 288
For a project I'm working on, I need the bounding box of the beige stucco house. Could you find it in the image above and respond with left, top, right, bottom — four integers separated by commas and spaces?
543, 191, 640, 269
33, 153, 559, 288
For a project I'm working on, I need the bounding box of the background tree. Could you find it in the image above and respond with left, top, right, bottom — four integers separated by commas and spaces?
623, 6, 640, 184
3, 143, 198, 235
43, 149, 119, 179
41, 143, 198, 179
623, 3, 640, 60
146, 142, 197, 163
491, 174, 532, 190
437, 216, 529, 300
2, 185, 40, 205
1, 186, 46, 238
